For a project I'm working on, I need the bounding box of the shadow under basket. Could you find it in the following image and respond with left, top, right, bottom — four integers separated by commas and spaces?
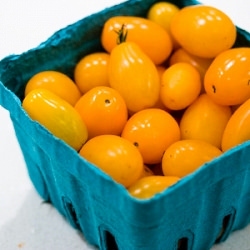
1, 0, 250, 249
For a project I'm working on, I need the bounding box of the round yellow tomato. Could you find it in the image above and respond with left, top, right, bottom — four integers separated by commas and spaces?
25, 70, 82, 106
162, 139, 222, 178
128, 175, 180, 199
204, 47, 250, 106
221, 98, 250, 151
22, 89, 88, 151
108, 41, 160, 114
74, 86, 128, 139
170, 5, 236, 58
79, 135, 144, 188
101, 16, 173, 65
74, 52, 110, 94
160, 62, 201, 110
121, 108, 180, 164
180, 94, 232, 148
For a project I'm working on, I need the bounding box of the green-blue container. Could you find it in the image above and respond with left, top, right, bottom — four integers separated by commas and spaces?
0, 0, 250, 249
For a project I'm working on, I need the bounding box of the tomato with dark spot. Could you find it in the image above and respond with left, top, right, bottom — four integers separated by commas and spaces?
204, 48, 250, 106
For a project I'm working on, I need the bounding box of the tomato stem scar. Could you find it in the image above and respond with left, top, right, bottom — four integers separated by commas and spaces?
212, 85, 216, 93
105, 99, 111, 105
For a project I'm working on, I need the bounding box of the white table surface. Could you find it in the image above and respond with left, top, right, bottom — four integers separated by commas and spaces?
0, 1, 249, 249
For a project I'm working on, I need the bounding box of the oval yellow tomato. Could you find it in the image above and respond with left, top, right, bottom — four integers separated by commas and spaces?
25, 70, 82, 106
121, 108, 180, 164
180, 94, 232, 148
221, 98, 250, 151
22, 89, 88, 151
108, 41, 160, 114
74, 52, 110, 94
79, 134, 144, 188
204, 47, 250, 106
160, 62, 201, 110
128, 175, 180, 199
162, 139, 222, 178
101, 16, 173, 65
74, 86, 128, 139
170, 5, 236, 58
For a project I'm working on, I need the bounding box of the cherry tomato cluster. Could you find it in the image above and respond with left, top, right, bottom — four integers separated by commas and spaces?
22, 2, 250, 199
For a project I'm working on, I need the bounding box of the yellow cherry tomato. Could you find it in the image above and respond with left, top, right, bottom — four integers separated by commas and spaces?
79, 135, 144, 188
101, 16, 173, 65
108, 41, 160, 114
121, 108, 180, 164
162, 139, 222, 178
128, 175, 180, 199
22, 89, 88, 151
180, 94, 232, 148
170, 5, 236, 58
204, 47, 250, 106
74, 52, 110, 94
160, 62, 201, 110
221, 98, 250, 151
25, 70, 82, 106
74, 86, 128, 139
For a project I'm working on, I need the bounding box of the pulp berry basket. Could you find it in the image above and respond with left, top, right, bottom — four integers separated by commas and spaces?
1, 0, 250, 249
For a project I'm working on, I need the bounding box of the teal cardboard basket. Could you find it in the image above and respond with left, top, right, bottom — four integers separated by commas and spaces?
1, 0, 250, 249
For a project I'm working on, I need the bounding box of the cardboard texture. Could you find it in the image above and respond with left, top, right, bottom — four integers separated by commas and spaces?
0, 0, 250, 249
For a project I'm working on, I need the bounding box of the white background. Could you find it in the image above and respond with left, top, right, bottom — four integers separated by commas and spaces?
0, 0, 249, 249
